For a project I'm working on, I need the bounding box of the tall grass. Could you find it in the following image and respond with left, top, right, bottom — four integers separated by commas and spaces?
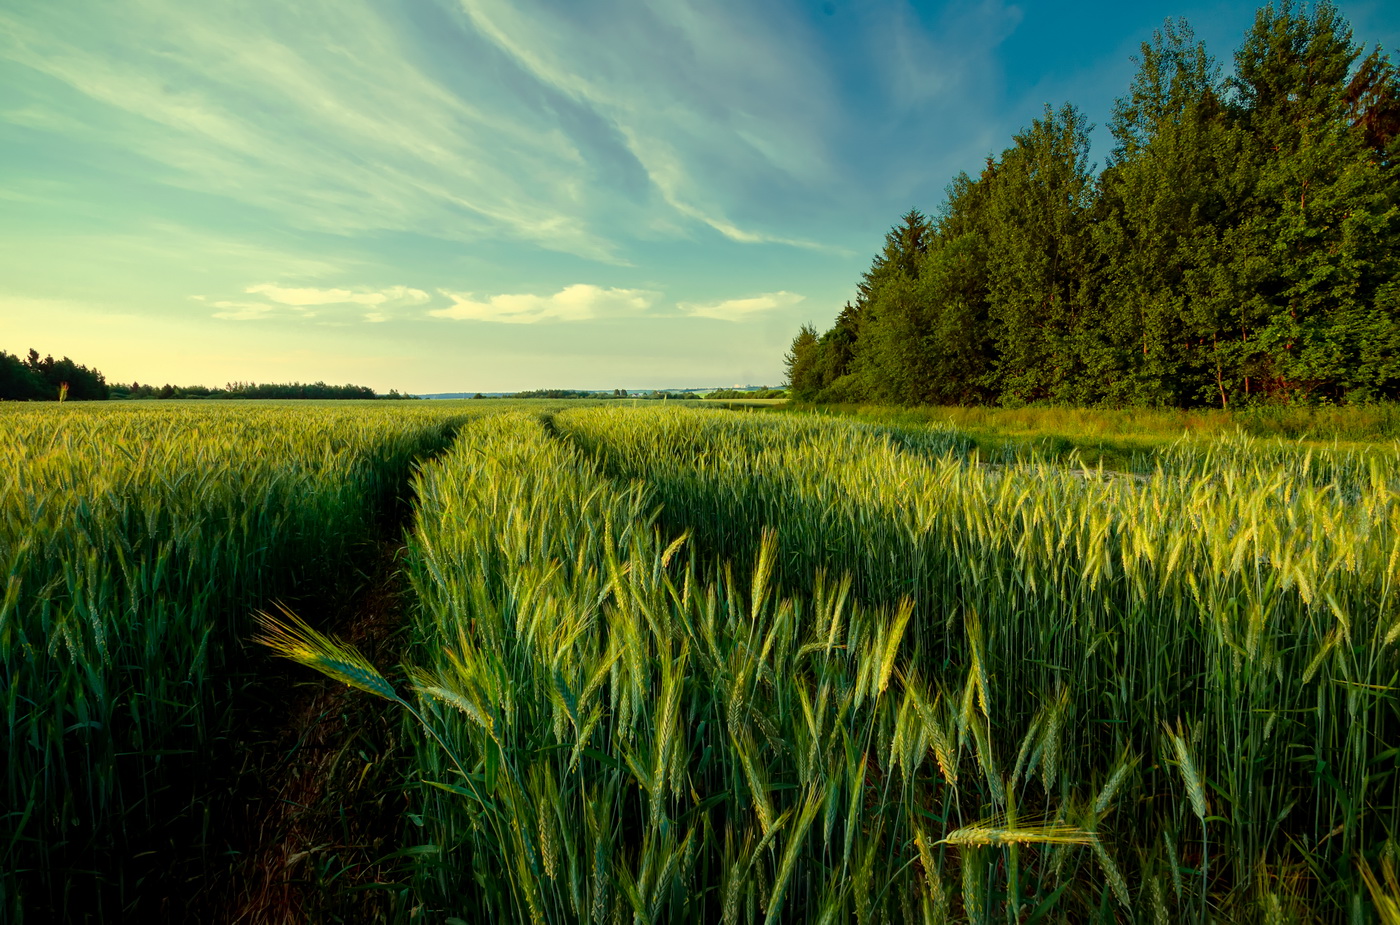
251, 404, 1399, 920
788, 402, 1400, 473
549, 405, 1400, 919
0, 400, 472, 919
261, 413, 1139, 922
793, 401, 1400, 444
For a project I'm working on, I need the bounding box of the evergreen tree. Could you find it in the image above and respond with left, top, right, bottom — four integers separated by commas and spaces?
784, 324, 822, 400
910, 167, 998, 403
815, 302, 861, 394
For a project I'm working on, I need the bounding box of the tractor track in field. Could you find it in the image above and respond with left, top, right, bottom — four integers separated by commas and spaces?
195, 535, 417, 925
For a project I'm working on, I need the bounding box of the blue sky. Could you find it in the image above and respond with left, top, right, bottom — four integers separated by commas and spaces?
2, 0, 1397, 392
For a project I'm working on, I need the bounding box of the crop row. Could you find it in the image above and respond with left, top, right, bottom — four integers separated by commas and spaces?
540, 406, 1400, 920
0, 401, 475, 919
280, 411, 1076, 923
287, 407, 1398, 921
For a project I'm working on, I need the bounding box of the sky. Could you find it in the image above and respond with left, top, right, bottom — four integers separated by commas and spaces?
3, 0, 1397, 393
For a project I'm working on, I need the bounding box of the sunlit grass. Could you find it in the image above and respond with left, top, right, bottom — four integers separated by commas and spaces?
782, 401, 1400, 469
0, 399, 477, 915
12, 397, 1399, 921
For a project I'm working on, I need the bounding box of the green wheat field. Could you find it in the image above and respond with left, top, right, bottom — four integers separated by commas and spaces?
3, 400, 1398, 923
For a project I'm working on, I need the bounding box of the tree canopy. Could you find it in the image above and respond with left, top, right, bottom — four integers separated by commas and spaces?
0, 349, 108, 401
787, 2, 1400, 408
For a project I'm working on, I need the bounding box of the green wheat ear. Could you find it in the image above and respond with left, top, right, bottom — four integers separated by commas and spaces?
1361, 853, 1400, 925
254, 602, 400, 702
938, 817, 1094, 846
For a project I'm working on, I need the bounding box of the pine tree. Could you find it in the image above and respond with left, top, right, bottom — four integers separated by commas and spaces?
784, 325, 822, 400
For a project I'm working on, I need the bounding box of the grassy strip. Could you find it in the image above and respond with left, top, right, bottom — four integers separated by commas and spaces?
780, 402, 1400, 470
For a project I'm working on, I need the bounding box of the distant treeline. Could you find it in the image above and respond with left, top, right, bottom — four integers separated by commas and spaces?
787, 3, 1400, 408
493, 388, 788, 400
0, 347, 411, 401
706, 388, 787, 399
114, 382, 416, 400
1, 349, 109, 400
503, 389, 606, 399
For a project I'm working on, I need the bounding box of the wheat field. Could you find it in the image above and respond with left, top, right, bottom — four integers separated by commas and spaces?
5, 401, 1398, 922
0, 401, 474, 919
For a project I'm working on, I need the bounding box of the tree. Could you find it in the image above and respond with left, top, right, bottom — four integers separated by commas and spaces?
1223, 1, 1400, 402
828, 209, 934, 401
777, 1, 1400, 409
912, 233, 997, 404
1344, 46, 1400, 165
842, 209, 935, 402
1097, 18, 1241, 406
18, 349, 109, 400
784, 325, 822, 400
984, 104, 1097, 404
815, 302, 860, 393
0, 350, 48, 399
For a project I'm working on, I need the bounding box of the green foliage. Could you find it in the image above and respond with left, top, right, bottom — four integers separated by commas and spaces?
784, 325, 821, 399
395, 412, 1126, 922
509, 389, 598, 399
984, 104, 1098, 404
708, 387, 788, 399
23, 401, 1398, 920
792, 2, 1400, 409
0, 350, 415, 401
0, 349, 49, 400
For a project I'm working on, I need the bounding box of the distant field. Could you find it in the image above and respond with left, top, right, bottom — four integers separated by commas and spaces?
700, 396, 789, 407
781, 402, 1400, 470
6, 400, 1397, 921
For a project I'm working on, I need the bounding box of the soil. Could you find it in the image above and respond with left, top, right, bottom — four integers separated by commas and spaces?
193, 536, 418, 925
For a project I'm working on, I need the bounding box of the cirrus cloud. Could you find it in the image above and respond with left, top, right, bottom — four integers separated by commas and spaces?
246, 283, 430, 307
430, 284, 656, 324
679, 290, 804, 322
208, 283, 431, 322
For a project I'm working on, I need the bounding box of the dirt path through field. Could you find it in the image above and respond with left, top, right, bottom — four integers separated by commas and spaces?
196, 536, 416, 925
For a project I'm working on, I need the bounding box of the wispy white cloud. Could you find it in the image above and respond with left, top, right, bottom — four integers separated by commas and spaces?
680, 290, 805, 322
431, 284, 656, 324
209, 283, 430, 322
449, 0, 1023, 238
0, 2, 623, 261
453, 0, 838, 246
247, 283, 430, 308
0, 0, 1022, 264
